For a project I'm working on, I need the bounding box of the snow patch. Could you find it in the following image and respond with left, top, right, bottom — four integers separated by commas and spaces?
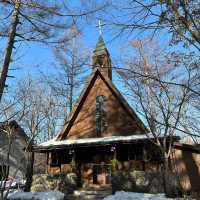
103, 191, 174, 200
8, 191, 64, 200
38, 134, 155, 147
0, 178, 25, 190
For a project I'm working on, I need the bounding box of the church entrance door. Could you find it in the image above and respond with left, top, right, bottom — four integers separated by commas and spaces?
93, 164, 111, 185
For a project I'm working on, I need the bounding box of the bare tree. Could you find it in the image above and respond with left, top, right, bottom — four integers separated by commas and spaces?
100, 0, 200, 105
9, 76, 60, 191
0, 0, 106, 103
118, 39, 190, 195
102, 1, 200, 50
43, 26, 90, 120
0, 0, 20, 103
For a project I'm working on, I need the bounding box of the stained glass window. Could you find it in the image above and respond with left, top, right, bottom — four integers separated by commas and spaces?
96, 95, 107, 135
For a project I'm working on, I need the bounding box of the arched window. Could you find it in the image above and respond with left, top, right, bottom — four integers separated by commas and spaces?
96, 95, 107, 135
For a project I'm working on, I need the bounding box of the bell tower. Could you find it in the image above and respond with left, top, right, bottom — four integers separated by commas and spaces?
92, 35, 112, 80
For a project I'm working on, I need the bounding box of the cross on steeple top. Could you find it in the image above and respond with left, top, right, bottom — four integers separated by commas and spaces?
93, 22, 112, 80
96, 20, 105, 35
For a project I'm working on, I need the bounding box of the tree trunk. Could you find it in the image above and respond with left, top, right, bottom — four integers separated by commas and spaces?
0, 1, 20, 103
24, 151, 34, 192
77, 163, 82, 187
162, 153, 170, 196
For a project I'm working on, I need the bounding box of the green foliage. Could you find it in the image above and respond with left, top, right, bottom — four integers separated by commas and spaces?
70, 156, 76, 172
110, 151, 118, 169
110, 158, 118, 170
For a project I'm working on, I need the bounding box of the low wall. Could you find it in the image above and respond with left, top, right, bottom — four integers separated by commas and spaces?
112, 170, 182, 197
31, 173, 78, 196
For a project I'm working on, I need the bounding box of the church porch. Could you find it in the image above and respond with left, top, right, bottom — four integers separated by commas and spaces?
33, 135, 178, 188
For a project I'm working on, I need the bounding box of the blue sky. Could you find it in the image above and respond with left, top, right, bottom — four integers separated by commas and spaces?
0, 0, 175, 95
2, 21, 125, 89
1, 17, 173, 120
2, 1, 194, 140
0, 0, 172, 107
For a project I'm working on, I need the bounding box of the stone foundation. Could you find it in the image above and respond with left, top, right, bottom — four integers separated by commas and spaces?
111, 170, 182, 197
31, 173, 78, 196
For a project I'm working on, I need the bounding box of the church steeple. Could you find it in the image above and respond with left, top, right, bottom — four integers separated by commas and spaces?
94, 35, 106, 55
92, 35, 112, 80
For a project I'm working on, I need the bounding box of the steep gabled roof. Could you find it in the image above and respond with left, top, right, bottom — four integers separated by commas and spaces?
57, 68, 148, 140
93, 35, 107, 56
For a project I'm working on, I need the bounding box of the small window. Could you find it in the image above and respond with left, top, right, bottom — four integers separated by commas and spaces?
96, 95, 107, 135
51, 151, 60, 167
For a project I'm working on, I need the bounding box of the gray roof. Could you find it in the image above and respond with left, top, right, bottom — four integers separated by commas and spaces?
0, 120, 29, 142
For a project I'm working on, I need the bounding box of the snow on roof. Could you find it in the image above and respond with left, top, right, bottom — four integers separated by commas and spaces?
38, 134, 155, 148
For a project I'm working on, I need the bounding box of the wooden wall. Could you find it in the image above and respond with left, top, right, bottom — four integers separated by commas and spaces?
46, 143, 162, 187
172, 147, 200, 195
64, 76, 143, 139
47, 159, 161, 187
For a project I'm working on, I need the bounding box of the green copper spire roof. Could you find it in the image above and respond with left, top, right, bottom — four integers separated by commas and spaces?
94, 35, 107, 56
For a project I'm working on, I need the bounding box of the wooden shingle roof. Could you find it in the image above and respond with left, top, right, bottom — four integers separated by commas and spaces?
57, 68, 148, 140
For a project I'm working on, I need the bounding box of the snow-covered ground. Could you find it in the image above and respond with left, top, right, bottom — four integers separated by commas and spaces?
0, 178, 25, 189
103, 191, 174, 200
7, 191, 64, 200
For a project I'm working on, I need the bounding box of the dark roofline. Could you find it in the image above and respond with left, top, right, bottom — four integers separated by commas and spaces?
174, 142, 200, 153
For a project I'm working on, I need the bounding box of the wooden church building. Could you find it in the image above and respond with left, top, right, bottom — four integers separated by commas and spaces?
33, 36, 179, 187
